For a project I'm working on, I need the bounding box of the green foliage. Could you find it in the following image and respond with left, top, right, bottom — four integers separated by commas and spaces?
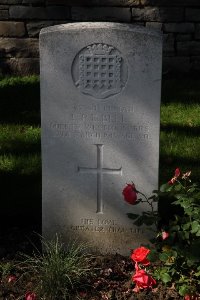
0, 262, 14, 278
128, 169, 200, 297
153, 173, 200, 296
20, 235, 92, 300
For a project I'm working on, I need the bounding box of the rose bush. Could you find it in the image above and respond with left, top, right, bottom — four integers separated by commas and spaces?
123, 168, 200, 298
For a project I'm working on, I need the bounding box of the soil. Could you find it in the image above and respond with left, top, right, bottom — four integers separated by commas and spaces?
0, 227, 198, 300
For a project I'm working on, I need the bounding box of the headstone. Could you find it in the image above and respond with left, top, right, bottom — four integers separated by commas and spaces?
40, 22, 162, 255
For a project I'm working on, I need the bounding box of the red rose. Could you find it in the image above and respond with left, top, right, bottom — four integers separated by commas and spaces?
131, 246, 150, 265
122, 184, 137, 205
25, 292, 37, 300
168, 168, 181, 185
132, 269, 156, 289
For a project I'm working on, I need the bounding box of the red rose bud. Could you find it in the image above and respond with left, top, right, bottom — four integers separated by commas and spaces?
122, 183, 137, 205
25, 292, 37, 300
168, 168, 181, 185
131, 246, 150, 266
8, 275, 16, 283
162, 231, 169, 240
132, 269, 156, 289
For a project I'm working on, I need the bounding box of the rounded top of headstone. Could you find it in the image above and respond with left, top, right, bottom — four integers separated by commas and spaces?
40, 22, 162, 38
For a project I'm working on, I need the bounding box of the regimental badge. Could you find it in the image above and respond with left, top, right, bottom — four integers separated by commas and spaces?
72, 43, 128, 99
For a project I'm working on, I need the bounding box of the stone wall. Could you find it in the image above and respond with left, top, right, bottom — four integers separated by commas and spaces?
0, 0, 200, 75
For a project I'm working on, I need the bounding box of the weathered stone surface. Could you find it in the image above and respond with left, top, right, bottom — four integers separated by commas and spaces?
0, 0, 21, 4
186, 9, 200, 22
163, 56, 190, 74
27, 21, 55, 37
163, 23, 195, 33
46, 0, 140, 6
0, 21, 25, 37
195, 24, 200, 39
0, 10, 8, 19
40, 22, 162, 255
72, 7, 131, 22
163, 33, 175, 57
23, 0, 44, 3
0, 38, 39, 58
132, 7, 184, 22
9, 5, 70, 19
0, 58, 39, 75
177, 41, 200, 56
0, 5, 9, 8
176, 34, 192, 41
146, 22, 162, 31
141, 0, 200, 6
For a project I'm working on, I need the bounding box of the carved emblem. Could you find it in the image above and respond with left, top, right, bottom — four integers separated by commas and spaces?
72, 43, 128, 99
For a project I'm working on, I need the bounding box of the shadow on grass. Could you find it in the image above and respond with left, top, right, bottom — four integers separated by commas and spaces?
162, 78, 200, 104
0, 76, 40, 125
0, 172, 41, 232
161, 124, 200, 136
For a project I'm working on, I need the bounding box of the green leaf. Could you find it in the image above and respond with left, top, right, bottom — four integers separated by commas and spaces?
134, 216, 145, 226
126, 213, 139, 220
159, 253, 169, 262
182, 223, 191, 230
160, 272, 172, 283
191, 221, 199, 233
160, 183, 171, 192
147, 249, 158, 262
178, 285, 190, 296
174, 184, 182, 191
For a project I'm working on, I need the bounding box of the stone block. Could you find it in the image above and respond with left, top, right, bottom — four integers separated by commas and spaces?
46, 0, 140, 5
0, 38, 39, 58
163, 56, 190, 74
0, 58, 39, 75
163, 23, 195, 33
27, 21, 55, 37
177, 41, 200, 56
0, 21, 25, 37
191, 56, 200, 72
176, 34, 192, 42
195, 24, 200, 39
163, 33, 175, 57
146, 22, 162, 31
132, 7, 184, 22
9, 5, 70, 20
141, 0, 200, 6
40, 23, 162, 255
0, 10, 8, 19
186, 9, 200, 22
72, 7, 131, 22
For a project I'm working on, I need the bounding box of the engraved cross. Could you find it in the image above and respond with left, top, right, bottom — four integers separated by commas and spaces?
78, 144, 122, 214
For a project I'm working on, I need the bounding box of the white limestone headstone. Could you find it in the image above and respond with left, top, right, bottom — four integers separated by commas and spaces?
40, 22, 162, 255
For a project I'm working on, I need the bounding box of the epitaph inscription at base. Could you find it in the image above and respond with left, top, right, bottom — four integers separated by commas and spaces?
40, 23, 162, 255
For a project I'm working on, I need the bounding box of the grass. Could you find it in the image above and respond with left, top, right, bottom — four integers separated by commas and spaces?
20, 236, 92, 299
160, 79, 200, 183
0, 75, 199, 230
